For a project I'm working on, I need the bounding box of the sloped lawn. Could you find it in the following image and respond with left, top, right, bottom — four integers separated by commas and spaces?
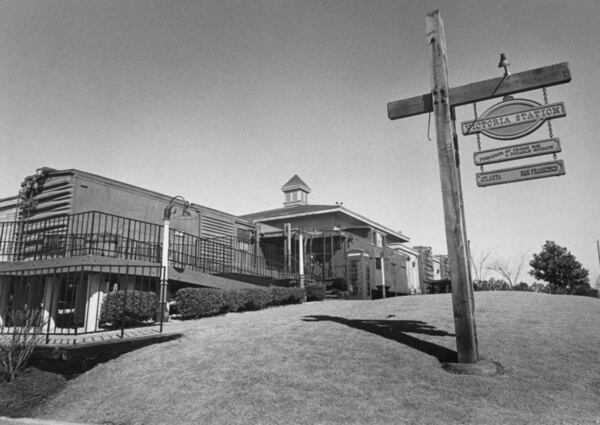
34, 292, 600, 425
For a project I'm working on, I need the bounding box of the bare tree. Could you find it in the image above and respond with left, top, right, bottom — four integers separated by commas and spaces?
468, 243, 494, 283
487, 253, 527, 288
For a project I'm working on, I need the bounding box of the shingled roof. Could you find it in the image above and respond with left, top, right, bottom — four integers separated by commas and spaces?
281, 175, 311, 193
240, 203, 409, 243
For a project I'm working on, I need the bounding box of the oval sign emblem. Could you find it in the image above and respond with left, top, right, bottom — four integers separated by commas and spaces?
461, 98, 566, 140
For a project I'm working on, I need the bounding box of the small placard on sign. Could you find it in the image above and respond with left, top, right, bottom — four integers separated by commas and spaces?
474, 138, 561, 166
476, 160, 565, 187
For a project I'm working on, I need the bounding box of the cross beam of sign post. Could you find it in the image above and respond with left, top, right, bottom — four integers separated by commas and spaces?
387, 10, 571, 366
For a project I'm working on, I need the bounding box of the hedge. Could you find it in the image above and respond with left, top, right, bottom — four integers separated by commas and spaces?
305, 282, 327, 301
174, 286, 308, 320
174, 288, 225, 319
270, 287, 305, 305
100, 290, 158, 329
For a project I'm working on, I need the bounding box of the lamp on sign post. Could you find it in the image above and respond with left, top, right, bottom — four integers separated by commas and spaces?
498, 53, 511, 77
160, 196, 191, 323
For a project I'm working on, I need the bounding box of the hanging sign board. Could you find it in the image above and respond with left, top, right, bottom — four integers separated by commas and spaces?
476, 160, 565, 187
474, 138, 561, 166
461, 98, 566, 140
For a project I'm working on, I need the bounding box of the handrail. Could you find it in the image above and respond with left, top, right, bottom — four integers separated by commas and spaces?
0, 211, 301, 284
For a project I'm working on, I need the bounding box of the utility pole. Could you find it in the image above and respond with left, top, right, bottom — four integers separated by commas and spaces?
426, 11, 478, 363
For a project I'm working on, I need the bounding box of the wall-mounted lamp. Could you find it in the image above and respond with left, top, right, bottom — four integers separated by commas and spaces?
164, 195, 191, 220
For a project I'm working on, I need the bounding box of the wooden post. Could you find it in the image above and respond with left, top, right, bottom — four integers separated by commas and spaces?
427, 10, 478, 363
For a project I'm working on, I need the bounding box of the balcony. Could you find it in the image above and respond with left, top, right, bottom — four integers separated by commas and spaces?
0, 211, 299, 287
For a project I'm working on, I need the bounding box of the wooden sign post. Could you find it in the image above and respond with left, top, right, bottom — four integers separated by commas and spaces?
427, 11, 478, 364
388, 10, 571, 368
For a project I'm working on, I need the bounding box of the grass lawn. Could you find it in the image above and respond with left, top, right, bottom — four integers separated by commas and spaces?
34, 292, 600, 425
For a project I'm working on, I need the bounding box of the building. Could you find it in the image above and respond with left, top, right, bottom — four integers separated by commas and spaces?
413, 246, 451, 293
389, 244, 421, 294
241, 175, 416, 299
0, 167, 297, 338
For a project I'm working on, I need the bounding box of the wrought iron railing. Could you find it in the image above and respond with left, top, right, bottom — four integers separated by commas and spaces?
0, 211, 299, 285
0, 264, 164, 342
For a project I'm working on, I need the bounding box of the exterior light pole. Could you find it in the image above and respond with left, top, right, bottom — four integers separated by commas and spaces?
298, 228, 305, 289
160, 196, 189, 323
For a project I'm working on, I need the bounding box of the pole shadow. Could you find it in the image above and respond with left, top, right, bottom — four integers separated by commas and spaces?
303, 315, 457, 364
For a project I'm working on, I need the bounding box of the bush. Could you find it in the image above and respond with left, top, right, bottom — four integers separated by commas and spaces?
175, 286, 306, 318
100, 290, 158, 329
305, 283, 326, 301
0, 309, 45, 382
270, 287, 305, 306
174, 288, 225, 319
222, 290, 250, 313
531, 282, 549, 293
514, 282, 530, 291
242, 287, 272, 310
572, 286, 598, 298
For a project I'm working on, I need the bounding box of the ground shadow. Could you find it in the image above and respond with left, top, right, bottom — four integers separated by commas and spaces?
303, 315, 457, 363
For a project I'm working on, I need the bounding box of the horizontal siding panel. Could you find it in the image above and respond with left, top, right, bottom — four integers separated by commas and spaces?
201, 214, 234, 238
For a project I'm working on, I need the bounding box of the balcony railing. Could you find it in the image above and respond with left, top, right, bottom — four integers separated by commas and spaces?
0, 211, 299, 286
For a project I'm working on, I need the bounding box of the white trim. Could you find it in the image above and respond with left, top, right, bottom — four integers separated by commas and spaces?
252, 207, 409, 242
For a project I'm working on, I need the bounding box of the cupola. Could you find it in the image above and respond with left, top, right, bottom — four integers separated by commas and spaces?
281, 175, 311, 207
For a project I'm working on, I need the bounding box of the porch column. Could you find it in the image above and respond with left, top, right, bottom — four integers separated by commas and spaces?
84, 273, 104, 333
0, 276, 10, 328
42, 277, 59, 333
298, 231, 305, 289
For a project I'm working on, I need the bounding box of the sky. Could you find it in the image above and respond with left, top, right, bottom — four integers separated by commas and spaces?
1, 0, 599, 285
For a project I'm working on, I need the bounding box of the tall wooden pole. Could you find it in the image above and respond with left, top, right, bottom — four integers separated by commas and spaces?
426, 10, 478, 363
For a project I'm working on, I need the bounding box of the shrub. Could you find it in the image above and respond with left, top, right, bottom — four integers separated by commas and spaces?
288, 287, 306, 303
0, 309, 45, 382
514, 282, 530, 291
305, 283, 326, 301
242, 287, 272, 310
174, 288, 225, 319
222, 290, 250, 312
572, 286, 598, 298
174, 286, 307, 319
270, 287, 305, 306
100, 290, 158, 329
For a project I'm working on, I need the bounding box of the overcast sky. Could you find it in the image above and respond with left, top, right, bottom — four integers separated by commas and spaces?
1, 0, 599, 284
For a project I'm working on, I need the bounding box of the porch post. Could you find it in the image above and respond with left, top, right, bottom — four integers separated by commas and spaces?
0, 276, 10, 328
84, 273, 104, 333
381, 254, 386, 298
42, 277, 59, 333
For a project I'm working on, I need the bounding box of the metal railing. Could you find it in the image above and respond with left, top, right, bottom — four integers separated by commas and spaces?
0, 211, 299, 286
0, 264, 164, 343
0, 212, 162, 263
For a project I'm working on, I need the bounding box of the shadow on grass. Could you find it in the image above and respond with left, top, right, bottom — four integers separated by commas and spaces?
303, 315, 457, 363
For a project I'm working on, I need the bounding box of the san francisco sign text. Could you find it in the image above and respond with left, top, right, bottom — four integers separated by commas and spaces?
476, 159, 565, 187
